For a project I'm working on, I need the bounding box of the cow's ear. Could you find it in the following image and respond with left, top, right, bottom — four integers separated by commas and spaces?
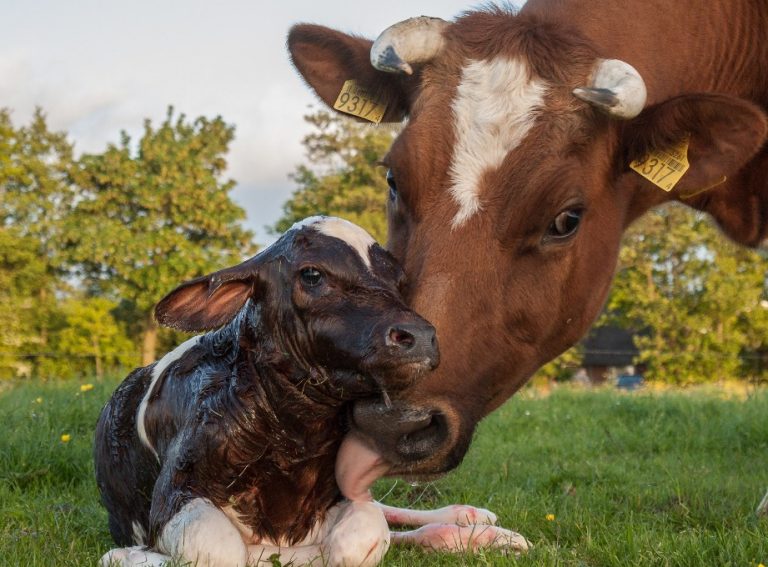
154, 259, 264, 332
288, 24, 412, 122
621, 94, 768, 244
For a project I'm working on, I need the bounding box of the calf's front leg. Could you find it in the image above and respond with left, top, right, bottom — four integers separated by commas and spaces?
247, 500, 390, 567
377, 502, 498, 527
103, 500, 389, 567
378, 502, 530, 553
100, 498, 248, 567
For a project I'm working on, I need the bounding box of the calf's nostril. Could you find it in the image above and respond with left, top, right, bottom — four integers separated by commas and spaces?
387, 327, 416, 349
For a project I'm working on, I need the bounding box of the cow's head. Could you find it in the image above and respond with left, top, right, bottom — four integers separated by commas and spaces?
288, 10, 768, 478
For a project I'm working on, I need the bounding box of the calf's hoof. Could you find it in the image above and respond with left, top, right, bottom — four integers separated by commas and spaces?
100, 546, 170, 567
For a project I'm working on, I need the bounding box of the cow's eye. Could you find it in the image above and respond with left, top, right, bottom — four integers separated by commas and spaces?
300, 267, 323, 287
386, 169, 397, 201
547, 209, 583, 240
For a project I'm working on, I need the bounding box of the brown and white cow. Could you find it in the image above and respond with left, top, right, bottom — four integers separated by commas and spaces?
288, 1, 768, 492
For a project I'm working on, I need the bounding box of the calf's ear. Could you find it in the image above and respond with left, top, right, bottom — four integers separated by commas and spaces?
621, 94, 768, 244
288, 24, 411, 122
155, 259, 263, 332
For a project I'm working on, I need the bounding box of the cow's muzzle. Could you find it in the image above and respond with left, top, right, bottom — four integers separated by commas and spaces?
349, 398, 465, 474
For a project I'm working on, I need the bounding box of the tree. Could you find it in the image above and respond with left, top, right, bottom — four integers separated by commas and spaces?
66, 108, 255, 365
605, 204, 768, 384
0, 230, 50, 378
54, 297, 138, 380
0, 109, 75, 377
273, 110, 396, 242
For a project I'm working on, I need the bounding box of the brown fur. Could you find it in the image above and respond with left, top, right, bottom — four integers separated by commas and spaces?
288, 2, 768, 475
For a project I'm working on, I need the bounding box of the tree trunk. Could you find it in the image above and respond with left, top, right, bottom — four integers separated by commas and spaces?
141, 317, 158, 366
92, 337, 103, 381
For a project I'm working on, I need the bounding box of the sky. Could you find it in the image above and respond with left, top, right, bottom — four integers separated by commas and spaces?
0, 0, 481, 245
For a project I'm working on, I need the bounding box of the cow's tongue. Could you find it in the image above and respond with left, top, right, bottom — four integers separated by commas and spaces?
335, 433, 391, 501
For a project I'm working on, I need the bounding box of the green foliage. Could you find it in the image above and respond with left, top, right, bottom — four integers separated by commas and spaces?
0, 107, 256, 376
606, 204, 768, 384
273, 110, 396, 243
532, 345, 582, 384
0, 230, 51, 378
53, 297, 139, 379
65, 107, 255, 363
67, 107, 254, 313
0, 109, 75, 378
0, 108, 75, 247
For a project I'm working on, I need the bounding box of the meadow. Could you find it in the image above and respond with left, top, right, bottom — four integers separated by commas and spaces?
1, 378, 766, 566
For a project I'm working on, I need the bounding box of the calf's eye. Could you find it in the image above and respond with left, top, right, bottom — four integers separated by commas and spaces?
386, 169, 398, 201
547, 209, 583, 240
300, 267, 323, 287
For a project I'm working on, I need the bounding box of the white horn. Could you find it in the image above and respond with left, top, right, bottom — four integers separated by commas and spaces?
573, 59, 647, 119
370, 16, 449, 75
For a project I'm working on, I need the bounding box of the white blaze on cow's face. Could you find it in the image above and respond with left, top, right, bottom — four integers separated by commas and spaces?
449, 57, 547, 228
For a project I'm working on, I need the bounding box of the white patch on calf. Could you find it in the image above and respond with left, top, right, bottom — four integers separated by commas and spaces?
324, 501, 390, 567
315, 217, 376, 269
136, 335, 201, 461
449, 57, 547, 227
99, 546, 171, 567
131, 520, 147, 545
289, 215, 327, 232
290, 216, 376, 269
157, 498, 247, 566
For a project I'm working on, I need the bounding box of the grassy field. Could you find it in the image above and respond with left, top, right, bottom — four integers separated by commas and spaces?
1, 378, 766, 566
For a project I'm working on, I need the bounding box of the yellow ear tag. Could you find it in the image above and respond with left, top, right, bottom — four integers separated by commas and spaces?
333, 80, 388, 124
630, 137, 690, 192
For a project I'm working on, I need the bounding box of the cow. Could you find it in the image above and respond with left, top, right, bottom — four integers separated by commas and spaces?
95, 216, 527, 567
287, 1, 768, 499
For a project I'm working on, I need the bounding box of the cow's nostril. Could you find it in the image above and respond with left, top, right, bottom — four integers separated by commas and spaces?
387, 327, 416, 349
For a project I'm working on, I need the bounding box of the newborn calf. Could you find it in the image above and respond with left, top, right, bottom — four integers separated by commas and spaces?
95, 217, 439, 566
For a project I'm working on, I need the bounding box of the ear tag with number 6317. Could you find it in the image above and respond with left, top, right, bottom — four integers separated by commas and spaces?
333, 80, 388, 124
630, 137, 690, 192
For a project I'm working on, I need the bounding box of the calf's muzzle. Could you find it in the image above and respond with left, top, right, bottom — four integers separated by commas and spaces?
385, 322, 438, 367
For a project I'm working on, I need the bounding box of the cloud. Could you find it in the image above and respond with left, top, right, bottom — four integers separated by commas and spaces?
0, 0, 474, 241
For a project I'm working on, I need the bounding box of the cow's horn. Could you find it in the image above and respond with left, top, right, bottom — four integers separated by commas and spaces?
573, 59, 647, 119
370, 16, 449, 75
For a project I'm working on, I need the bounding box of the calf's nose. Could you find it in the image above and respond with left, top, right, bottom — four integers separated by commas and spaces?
385, 322, 439, 368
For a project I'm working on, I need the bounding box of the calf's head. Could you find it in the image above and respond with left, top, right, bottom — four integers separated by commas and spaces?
289, 10, 768, 476
155, 216, 438, 399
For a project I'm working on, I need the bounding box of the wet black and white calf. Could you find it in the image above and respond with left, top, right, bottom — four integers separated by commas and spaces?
95, 216, 527, 567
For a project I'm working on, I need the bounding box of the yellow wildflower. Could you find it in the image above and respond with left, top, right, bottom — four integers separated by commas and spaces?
60, 434, 71, 443
35, 397, 43, 404
546, 514, 556, 521
80, 383, 94, 392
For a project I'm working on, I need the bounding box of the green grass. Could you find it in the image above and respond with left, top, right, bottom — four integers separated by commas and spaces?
1, 379, 766, 566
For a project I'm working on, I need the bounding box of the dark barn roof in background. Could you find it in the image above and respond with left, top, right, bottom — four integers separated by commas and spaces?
581, 325, 639, 367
